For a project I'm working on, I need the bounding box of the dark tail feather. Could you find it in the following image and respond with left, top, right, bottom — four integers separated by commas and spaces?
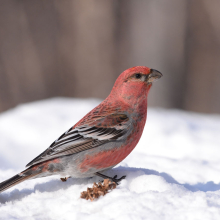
0, 170, 36, 193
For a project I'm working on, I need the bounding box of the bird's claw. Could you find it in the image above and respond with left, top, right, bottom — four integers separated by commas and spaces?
111, 175, 126, 185
95, 172, 126, 185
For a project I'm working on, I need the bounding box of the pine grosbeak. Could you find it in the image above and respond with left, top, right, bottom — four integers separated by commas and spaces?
0, 66, 162, 192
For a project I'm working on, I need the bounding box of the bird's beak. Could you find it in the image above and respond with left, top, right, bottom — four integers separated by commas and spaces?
147, 69, 163, 83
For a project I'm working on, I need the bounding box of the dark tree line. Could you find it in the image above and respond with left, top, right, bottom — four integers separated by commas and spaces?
0, 0, 220, 113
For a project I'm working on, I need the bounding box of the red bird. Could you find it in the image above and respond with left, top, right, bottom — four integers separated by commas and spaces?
0, 66, 162, 192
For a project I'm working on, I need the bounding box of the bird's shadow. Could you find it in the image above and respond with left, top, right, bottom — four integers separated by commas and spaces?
1, 166, 220, 204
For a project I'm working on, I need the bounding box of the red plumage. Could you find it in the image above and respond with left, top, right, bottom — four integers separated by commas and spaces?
0, 66, 162, 193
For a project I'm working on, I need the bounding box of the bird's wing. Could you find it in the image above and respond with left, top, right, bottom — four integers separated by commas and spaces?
26, 113, 130, 167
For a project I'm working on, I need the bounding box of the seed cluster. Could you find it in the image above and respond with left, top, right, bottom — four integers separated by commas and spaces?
80, 179, 117, 201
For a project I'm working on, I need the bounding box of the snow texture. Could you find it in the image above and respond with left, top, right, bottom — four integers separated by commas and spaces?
0, 98, 220, 220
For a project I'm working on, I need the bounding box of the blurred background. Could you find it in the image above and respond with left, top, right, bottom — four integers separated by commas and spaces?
0, 0, 220, 114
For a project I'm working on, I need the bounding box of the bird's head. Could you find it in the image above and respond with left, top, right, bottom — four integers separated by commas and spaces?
109, 66, 162, 105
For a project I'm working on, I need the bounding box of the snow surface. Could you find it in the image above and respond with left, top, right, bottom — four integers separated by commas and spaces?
0, 98, 220, 220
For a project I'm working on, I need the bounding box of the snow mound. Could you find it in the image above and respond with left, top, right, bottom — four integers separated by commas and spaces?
0, 98, 220, 220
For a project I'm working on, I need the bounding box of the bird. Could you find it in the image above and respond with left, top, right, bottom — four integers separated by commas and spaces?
0, 66, 162, 193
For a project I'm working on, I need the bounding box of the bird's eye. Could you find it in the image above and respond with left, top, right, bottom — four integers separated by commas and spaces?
135, 73, 142, 79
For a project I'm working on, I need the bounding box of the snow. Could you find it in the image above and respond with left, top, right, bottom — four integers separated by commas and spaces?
0, 98, 220, 220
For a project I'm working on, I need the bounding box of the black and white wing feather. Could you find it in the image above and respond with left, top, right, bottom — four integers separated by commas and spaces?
26, 114, 130, 167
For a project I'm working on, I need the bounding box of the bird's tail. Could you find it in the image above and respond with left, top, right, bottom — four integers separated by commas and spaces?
0, 168, 38, 193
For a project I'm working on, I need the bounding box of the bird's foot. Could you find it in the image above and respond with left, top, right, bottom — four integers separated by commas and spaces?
111, 175, 126, 185
60, 176, 70, 182
95, 172, 126, 185
109, 175, 126, 185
